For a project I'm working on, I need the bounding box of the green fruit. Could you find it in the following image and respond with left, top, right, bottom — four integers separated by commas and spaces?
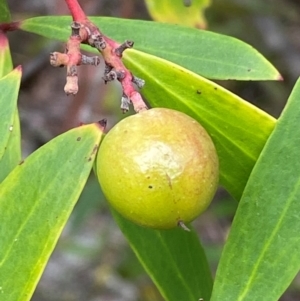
96, 108, 219, 230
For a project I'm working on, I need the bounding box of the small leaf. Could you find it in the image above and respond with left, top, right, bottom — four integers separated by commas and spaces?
144, 0, 211, 29
0, 32, 22, 181
210, 77, 300, 301
0, 124, 103, 301
112, 209, 213, 301
0, 67, 21, 182
0, 32, 13, 77
19, 16, 281, 80
123, 50, 275, 200
0, 0, 10, 23
0, 111, 21, 183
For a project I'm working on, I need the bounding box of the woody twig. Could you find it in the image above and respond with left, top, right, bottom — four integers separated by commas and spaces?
50, 0, 147, 113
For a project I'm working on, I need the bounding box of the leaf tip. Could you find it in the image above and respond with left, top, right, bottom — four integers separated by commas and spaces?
15, 65, 22, 73
96, 118, 107, 132
277, 73, 284, 81
7, 65, 23, 79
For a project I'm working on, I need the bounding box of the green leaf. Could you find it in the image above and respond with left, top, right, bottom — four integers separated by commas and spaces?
112, 209, 213, 301
210, 77, 300, 301
0, 32, 13, 77
123, 50, 275, 200
0, 0, 10, 23
0, 111, 21, 183
144, 0, 211, 29
19, 16, 281, 80
0, 67, 21, 182
0, 124, 103, 301
0, 32, 22, 181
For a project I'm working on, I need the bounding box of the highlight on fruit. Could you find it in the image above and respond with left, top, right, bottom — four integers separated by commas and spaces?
96, 108, 219, 230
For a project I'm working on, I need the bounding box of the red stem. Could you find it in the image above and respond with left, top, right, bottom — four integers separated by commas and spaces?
59, 0, 147, 112
65, 0, 87, 21
0, 21, 20, 33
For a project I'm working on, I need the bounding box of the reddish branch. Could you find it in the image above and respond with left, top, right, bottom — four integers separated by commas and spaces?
65, 0, 87, 22
50, 0, 147, 112
0, 21, 20, 32
50, 22, 100, 95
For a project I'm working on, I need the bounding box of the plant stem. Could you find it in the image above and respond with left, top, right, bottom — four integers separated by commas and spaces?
65, 0, 87, 21
58, 0, 148, 112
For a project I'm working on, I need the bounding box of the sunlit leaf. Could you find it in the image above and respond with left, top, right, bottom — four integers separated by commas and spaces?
19, 16, 281, 80
0, 124, 103, 301
0, 67, 21, 182
144, 0, 210, 29
0, 31, 22, 182
0, 32, 13, 77
123, 49, 275, 199
0, 111, 21, 182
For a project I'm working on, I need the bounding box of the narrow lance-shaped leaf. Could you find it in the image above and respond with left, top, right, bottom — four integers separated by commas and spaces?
0, 112, 21, 182
144, 0, 211, 29
0, 0, 10, 23
210, 77, 300, 301
123, 49, 276, 200
0, 32, 22, 181
0, 32, 13, 77
112, 209, 213, 301
0, 123, 104, 301
19, 16, 281, 80
0, 67, 21, 182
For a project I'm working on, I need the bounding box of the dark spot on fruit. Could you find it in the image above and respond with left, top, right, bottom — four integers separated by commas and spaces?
214, 87, 218, 90
248, 69, 251, 72
88, 157, 92, 162
166, 173, 172, 189
196, 90, 201, 94
77, 137, 81, 141
148, 185, 153, 189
